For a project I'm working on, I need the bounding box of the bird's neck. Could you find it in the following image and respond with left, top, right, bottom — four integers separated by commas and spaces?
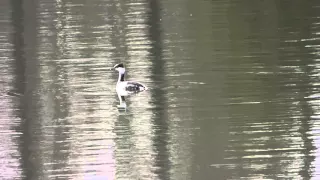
118, 72, 125, 82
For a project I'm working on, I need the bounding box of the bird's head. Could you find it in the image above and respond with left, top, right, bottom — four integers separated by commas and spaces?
111, 63, 125, 74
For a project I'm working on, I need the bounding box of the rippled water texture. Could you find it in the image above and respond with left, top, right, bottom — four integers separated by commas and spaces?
1, 0, 320, 179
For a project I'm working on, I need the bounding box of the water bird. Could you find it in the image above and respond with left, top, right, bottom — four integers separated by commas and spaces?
110, 63, 147, 109
111, 63, 148, 94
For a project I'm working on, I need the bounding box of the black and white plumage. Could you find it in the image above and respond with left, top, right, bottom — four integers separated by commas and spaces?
111, 63, 148, 96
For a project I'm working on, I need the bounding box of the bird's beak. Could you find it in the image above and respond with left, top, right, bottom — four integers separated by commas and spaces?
109, 67, 114, 70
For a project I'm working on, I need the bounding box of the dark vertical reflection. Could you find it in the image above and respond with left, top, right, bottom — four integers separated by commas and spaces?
11, 0, 39, 179
147, 0, 170, 179
188, 1, 229, 179
24, 0, 39, 176
11, 0, 25, 94
10, 0, 31, 179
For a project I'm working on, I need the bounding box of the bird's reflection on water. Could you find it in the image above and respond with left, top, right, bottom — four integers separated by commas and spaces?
117, 91, 127, 111
116, 89, 149, 112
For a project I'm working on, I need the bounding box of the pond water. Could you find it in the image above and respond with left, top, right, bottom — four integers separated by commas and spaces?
1, 0, 320, 179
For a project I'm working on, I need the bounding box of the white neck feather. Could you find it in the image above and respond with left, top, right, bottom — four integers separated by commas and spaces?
117, 68, 125, 82
117, 67, 125, 74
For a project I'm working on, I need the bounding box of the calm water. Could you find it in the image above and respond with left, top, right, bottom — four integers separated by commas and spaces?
1, 0, 320, 179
